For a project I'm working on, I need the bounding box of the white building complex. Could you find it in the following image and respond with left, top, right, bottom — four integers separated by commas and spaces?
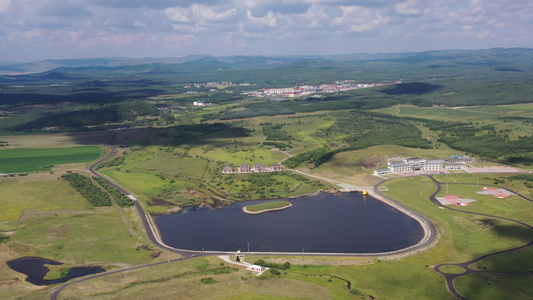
374, 158, 445, 175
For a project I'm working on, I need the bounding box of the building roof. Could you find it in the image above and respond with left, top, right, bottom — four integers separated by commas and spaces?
425, 159, 444, 162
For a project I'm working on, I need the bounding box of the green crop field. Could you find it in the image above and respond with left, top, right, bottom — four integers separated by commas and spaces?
0, 146, 102, 173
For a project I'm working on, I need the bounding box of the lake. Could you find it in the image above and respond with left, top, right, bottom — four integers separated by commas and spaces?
7, 257, 105, 286
154, 192, 424, 253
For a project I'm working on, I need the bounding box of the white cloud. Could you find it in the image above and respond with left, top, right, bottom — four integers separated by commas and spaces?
24, 29, 42, 39
133, 20, 146, 28
395, 0, 422, 16
164, 7, 191, 23
332, 6, 390, 32
477, 30, 490, 39
245, 9, 277, 27
0, 0, 12, 13
1, 0, 533, 60
165, 34, 196, 46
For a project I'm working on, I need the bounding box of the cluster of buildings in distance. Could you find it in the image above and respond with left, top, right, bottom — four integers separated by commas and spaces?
192, 101, 214, 107
223, 163, 282, 174
374, 156, 473, 176
184, 81, 234, 88
242, 80, 401, 98
157, 106, 187, 111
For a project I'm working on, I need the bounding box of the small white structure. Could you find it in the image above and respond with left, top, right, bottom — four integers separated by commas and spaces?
247, 265, 266, 272
374, 168, 391, 176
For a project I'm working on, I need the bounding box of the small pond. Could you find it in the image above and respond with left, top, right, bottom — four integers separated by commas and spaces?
154, 192, 424, 253
7, 257, 105, 286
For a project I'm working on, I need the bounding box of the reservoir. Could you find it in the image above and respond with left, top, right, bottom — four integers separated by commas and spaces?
154, 192, 424, 253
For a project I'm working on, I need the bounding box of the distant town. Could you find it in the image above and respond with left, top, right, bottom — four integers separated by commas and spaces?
243, 80, 401, 99
181, 79, 401, 100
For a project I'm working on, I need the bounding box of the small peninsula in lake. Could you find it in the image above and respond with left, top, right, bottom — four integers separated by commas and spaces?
243, 201, 292, 214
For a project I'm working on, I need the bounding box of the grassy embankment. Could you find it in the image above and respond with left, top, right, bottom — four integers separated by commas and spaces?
243, 201, 291, 213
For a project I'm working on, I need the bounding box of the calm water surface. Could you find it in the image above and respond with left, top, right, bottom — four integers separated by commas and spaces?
155, 192, 424, 253
7, 257, 105, 285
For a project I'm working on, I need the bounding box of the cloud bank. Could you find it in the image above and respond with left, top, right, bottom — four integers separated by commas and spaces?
1, 0, 532, 61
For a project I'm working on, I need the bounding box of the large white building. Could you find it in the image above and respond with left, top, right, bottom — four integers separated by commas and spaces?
374, 158, 444, 175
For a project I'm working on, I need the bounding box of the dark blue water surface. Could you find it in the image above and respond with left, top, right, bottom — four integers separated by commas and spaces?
154, 192, 424, 253
7, 257, 105, 285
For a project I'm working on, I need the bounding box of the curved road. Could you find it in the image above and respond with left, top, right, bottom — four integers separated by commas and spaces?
427, 176, 533, 299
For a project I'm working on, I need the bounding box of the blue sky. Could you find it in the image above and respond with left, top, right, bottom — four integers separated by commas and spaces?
1, 0, 532, 61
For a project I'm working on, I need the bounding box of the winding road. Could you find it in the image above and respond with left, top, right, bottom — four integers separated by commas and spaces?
49, 133, 532, 299
427, 176, 533, 300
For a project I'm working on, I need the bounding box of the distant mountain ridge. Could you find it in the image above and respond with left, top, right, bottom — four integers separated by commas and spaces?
1, 48, 532, 75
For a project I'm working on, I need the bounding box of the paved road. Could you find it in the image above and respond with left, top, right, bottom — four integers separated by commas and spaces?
428, 176, 533, 300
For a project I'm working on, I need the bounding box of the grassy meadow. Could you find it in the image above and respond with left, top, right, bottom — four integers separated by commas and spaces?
0, 154, 179, 299
374, 104, 533, 142
56, 256, 334, 300
0, 180, 92, 222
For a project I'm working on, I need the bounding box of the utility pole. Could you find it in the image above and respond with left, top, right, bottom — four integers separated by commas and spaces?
247, 242, 250, 252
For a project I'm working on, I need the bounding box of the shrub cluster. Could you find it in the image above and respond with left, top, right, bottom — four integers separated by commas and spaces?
61, 173, 111, 206
253, 259, 291, 270
95, 155, 125, 170
92, 176, 134, 207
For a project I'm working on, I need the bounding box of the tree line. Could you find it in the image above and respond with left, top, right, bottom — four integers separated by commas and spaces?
92, 176, 134, 207
61, 173, 112, 206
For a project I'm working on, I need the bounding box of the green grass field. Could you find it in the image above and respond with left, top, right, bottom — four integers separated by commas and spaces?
373, 104, 533, 141
0, 146, 102, 173
0, 175, 179, 299
0, 180, 92, 222
454, 273, 533, 300
57, 257, 333, 300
